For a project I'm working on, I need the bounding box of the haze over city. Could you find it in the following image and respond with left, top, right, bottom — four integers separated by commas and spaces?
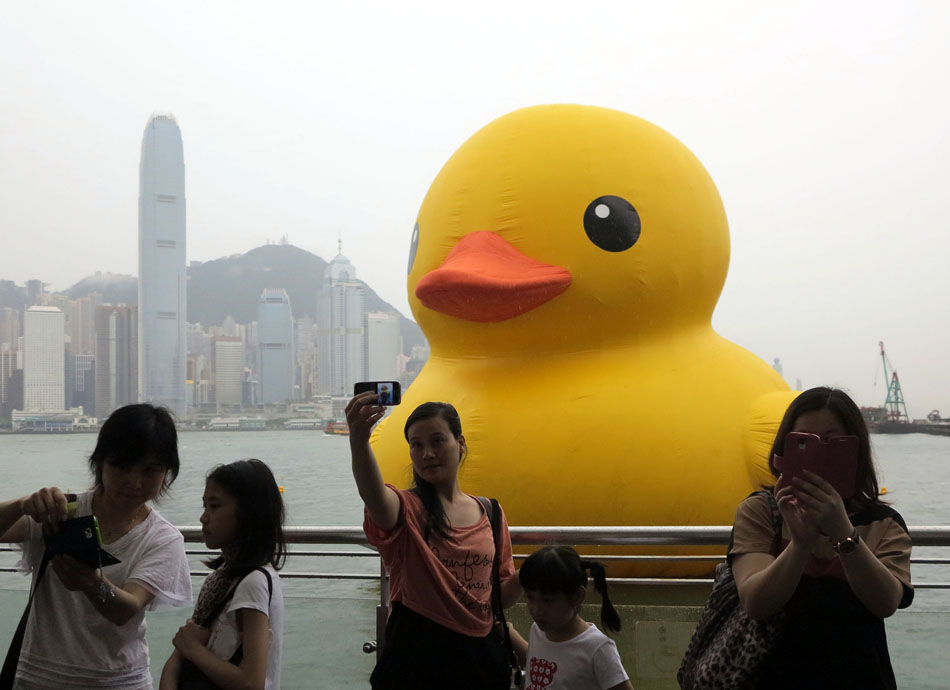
1, 1, 948, 416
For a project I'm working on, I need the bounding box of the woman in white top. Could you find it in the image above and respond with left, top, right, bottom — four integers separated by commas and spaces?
0, 403, 192, 690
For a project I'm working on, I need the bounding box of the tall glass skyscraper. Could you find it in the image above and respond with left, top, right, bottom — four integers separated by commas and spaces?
138, 114, 187, 417
258, 288, 294, 404
317, 251, 365, 396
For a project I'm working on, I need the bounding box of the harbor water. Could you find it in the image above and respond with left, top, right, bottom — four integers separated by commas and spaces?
0, 431, 948, 688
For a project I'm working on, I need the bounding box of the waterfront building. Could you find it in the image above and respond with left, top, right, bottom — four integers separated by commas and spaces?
258, 288, 294, 404
214, 336, 245, 409
23, 306, 65, 411
316, 249, 365, 397
95, 305, 138, 418
367, 311, 401, 380
138, 113, 187, 417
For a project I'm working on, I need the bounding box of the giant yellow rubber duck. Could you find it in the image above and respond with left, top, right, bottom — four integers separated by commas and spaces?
371, 105, 796, 574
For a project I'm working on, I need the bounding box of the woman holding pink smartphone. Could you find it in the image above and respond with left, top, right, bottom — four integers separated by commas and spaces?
728, 387, 913, 689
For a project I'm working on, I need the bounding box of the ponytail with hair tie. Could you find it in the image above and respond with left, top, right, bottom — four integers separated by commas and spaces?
581, 558, 622, 633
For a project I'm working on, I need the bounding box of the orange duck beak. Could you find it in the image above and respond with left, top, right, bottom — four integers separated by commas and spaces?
415, 231, 572, 323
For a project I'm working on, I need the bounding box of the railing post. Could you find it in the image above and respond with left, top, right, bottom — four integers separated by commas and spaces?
376, 560, 390, 660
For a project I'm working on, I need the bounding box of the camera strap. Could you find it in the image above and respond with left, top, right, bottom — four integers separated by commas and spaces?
0, 548, 52, 689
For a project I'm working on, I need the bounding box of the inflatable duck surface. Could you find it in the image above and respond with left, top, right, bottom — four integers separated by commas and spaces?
373, 105, 796, 573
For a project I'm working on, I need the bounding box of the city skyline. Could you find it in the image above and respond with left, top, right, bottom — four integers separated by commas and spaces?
3, 3, 947, 417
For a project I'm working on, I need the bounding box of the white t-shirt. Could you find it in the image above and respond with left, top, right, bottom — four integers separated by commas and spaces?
525, 622, 630, 690
205, 565, 284, 690
13, 491, 192, 690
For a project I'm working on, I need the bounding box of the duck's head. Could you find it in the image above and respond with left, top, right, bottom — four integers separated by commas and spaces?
408, 105, 729, 356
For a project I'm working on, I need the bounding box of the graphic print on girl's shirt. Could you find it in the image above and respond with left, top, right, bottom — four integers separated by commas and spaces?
527, 657, 558, 689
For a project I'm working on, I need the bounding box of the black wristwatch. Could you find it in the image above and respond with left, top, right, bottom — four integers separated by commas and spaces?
831, 528, 861, 554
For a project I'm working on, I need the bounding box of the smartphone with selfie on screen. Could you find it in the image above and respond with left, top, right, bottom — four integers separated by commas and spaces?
354, 381, 402, 406
773, 432, 859, 499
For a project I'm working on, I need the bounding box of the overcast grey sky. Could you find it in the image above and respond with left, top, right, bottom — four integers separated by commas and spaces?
1, 1, 947, 417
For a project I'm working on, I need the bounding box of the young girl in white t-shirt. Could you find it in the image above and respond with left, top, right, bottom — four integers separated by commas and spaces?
159, 459, 286, 690
509, 546, 633, 690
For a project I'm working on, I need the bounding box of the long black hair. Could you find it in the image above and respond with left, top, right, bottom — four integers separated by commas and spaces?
768, 387, 880, 509
204, 459, 287, 577
88, 403, 180, 495
404, 401, 466, 543
519, 545, 622, 633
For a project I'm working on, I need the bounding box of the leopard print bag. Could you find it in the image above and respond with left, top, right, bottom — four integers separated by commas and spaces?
677, 491, 785, 690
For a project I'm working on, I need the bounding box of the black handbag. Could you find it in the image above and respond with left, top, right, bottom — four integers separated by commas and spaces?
478, 497, 525, 690
178, 567, 272, 690
677, 491, 785, 690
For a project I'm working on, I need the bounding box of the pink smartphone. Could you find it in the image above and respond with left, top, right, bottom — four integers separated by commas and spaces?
773, 432, 859, 499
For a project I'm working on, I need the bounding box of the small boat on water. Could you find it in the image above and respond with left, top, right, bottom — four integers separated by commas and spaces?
323, 420, 350, 435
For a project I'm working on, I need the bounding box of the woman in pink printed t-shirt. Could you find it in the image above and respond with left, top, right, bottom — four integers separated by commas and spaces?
346, 394, 522, 690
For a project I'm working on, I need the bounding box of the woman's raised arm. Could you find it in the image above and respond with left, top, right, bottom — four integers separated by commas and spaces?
346, 392, 400, 531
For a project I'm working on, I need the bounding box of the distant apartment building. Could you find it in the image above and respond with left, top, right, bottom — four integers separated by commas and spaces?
26, 280, 44, 307
68, 294, 101, 356
295, 316, 317, 400
67, 353, 96, 414
367, 311, 401, 380
95, 305, 138, 418
0, 343, 17, 417
138, 113, 187, 417
214, 336, 245, 409
23, 306, 65, 411
188, 353, 213, 408
258, 288, 294, 404
317, 251, 365, 396
0, 306, 20, 348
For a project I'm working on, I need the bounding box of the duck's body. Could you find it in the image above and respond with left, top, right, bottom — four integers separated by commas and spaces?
371, 105, 795, 571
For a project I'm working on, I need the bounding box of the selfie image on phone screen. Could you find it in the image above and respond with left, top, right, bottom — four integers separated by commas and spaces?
354, 381, 402, 405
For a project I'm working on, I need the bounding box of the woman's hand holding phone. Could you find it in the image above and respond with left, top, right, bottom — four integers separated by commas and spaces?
790, 470, 853, 543
775, 476, 820, 547
345, 392, 386, 445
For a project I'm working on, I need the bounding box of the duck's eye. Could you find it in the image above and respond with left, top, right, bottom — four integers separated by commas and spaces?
583, 196, 641, 252
407, 222, 420, 274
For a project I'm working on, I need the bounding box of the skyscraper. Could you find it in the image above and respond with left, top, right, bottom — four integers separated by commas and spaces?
95, 305, 138, 418
23, 306, 65, 411
213, 336, 245, 409
258, 288, 294, 404
138, 114, 187, 416
317, 250, 365, 396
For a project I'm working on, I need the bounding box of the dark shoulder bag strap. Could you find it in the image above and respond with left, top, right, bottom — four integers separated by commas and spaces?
227, 567, 274, 667
1, 549, 53, 688
479, 497, 522, 684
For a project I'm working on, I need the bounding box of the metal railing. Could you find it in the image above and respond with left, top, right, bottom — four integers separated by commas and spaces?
3, 525, 949, 655
4, 524, 949, 582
